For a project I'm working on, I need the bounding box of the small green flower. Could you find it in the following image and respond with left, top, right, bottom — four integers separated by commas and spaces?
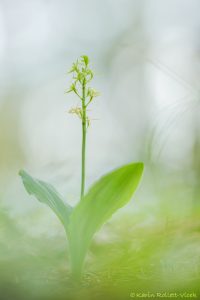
66, 83, 77, 94
68, 61, 79, 74
68, 107, 83, 119
81, 55, 89, 66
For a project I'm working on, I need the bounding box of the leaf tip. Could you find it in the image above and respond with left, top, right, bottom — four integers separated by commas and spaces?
137, 161, 144, 171
135, 162, 144, 177
19, 169, 25, 177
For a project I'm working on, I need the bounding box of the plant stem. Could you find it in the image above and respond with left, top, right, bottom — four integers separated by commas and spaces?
81, 79, 86, 200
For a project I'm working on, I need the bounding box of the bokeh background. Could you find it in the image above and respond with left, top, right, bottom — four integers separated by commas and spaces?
0, 0, 200, 299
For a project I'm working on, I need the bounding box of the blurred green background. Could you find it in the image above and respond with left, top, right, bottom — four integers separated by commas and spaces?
0, 0, 200, 299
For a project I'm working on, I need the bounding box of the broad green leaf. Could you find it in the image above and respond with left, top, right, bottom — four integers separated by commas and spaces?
68, 162, 144, 276
19, 170, 72, 230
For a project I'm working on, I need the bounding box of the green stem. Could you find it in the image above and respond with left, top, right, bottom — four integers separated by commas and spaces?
81, 80, 86, 201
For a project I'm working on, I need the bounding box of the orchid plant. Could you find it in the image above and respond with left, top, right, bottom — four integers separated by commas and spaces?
19, 55, 144, 280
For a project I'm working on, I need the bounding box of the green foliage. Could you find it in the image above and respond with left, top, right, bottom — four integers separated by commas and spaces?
68, 162, 144, 277
2, 203, 200, 300
19, 170, 72, 229
19, 163, 143, 279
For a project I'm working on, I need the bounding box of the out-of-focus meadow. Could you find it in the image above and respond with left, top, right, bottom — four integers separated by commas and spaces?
0, 0, 200, 299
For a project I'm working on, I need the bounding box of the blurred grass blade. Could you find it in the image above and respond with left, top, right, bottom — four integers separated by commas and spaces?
68, 162, 144, 277
19, 170, 72, 229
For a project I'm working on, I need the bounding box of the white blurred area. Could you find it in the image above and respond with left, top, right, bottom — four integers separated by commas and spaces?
0, 0, 200, 214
